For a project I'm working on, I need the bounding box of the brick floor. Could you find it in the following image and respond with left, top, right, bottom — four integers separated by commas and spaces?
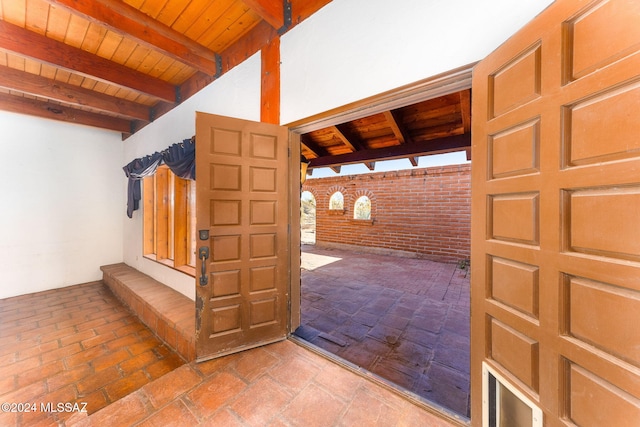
0, 278, 463, 426
68, 341, 458, 427
296, 245, 471, 418
0, 281, 184, 426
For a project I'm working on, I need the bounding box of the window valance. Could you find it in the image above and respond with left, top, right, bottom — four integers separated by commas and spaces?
123, 137, 195, 218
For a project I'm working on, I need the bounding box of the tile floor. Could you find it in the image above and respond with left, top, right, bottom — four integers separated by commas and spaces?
0, 279, 462, 426
0, 281, 184, 426
296, 245, 471, 418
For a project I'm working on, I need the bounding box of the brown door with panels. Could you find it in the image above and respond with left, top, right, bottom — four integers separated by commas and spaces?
195, 112, 292, 361
471, 0, 640, 425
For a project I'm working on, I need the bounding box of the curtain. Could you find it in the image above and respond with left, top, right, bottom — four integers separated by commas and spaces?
122, 137, 196, 218
122, 152, 163, 218
162, 137, 196, 180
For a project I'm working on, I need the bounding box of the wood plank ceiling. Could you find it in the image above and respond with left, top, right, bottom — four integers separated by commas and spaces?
0, 0, 471, 171
0, 0, 329, 135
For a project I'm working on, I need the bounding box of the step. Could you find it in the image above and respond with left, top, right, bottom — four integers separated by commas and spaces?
100, 263, 195, 361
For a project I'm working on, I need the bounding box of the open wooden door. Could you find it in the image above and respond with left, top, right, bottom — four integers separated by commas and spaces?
195, 112, 297, 361
471, 0, 640, 425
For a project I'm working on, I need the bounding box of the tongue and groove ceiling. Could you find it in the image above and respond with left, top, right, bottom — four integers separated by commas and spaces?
0, 0, 470, 170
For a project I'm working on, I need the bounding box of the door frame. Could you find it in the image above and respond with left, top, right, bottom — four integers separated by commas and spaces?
286, 64, 475, 426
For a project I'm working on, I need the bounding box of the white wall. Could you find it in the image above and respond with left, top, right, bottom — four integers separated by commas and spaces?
1, 0, 555, 300
0, 113, 123, 299
121, 53, 261, 300
280, 0, 554, 123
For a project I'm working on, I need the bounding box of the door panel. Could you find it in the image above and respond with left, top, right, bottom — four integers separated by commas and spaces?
471, 0, 640, 424
195, 112, 291, 361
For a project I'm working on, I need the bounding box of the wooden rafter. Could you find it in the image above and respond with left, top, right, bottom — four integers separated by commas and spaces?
0, 20, 176, 102
459, 89, 471, 133
42, 0, 219, 75
331, 124, 363, 152
0, 65, 150, 121
244, 0, 286, 29
308, 133, 471, 168
383, 110, 412, 144
0, 92, 131, 133
300, 134, 330, 158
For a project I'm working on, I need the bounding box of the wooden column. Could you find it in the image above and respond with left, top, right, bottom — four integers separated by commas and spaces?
261, 36, 280, 125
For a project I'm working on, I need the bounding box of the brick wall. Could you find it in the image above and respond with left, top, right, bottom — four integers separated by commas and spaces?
302, 163, 471, 263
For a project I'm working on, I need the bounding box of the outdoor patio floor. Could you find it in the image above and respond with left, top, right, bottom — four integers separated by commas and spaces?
296, 245, 471, 418
0, 277, 461, 426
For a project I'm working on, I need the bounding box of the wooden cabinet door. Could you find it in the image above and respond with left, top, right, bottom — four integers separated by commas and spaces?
471, 0, 640, 425
195, 112, 292, 361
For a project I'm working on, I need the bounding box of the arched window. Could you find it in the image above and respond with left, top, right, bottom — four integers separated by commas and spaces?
329, 191, 344, 210
354, 196, 371, 220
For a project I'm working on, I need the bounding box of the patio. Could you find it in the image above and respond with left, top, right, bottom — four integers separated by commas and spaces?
296, 245, 471, 417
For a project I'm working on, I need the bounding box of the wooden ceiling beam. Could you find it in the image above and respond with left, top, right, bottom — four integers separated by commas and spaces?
460, 89, 471, 133
308, 133, 471, 168
42, 0, 219, 75
331, 124, 364, 152
0, 65, 150, 121
383, 110, 413, 144
243, 0, 287, 30
301, 134, 329, 158
0, 20, 176, 103
0, 92, 132, 133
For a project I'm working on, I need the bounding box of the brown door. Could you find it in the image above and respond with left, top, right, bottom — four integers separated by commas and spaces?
195, 112, 293, 361
471, 0, 640, 425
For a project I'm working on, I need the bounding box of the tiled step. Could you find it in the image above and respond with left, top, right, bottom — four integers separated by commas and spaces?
100, 263, 195, 361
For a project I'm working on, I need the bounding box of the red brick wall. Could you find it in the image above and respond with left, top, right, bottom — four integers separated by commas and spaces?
302, 164, 471, 263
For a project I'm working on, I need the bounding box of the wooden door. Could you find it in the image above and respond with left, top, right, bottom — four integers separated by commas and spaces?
195, 112, 293, 361
471, 0, 640, 425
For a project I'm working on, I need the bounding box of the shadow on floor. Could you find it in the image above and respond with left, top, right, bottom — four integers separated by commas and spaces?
296, 245, 471, 418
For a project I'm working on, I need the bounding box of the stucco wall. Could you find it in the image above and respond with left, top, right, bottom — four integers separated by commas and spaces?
0, 113, 123, 299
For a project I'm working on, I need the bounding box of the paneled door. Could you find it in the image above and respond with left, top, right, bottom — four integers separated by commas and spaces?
471, 0, 640, 425
195, 112, 293, 361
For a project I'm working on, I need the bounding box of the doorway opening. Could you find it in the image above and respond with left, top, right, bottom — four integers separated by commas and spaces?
301, 190, 316, 245
289, 66, 474, 420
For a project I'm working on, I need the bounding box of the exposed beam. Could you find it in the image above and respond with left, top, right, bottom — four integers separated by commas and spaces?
0, 65, 150, 121
0, 92, 131, 133
127, 1, 331, 137
331, 124, 363, 152
308, 133, 471, 168
383, 110, 412, 144
460, 89, 471, 133
330, 165, 341, 174
300, 134, 329, 158
0, 20, 176, 102
43, 0, 219, 75
244, 0, 285, 29
364, 162, 376, 171
408, 157, 419, 166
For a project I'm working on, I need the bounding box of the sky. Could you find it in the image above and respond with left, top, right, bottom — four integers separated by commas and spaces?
305, 150, 470, 179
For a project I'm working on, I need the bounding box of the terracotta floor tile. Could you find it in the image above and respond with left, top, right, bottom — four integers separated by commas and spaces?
2, 274, 459, 427
90, 348, 130, 371
142, 365, 202, 408
72, 390, 150, 427
104, 370, 149, 402
230, 376, 292, 426
76, 366, 121, 395
137, 400, 199, 427
187, 371, 247, 419
233, 347, 279, 382
281, 383, 346, 427
47, 364, 93, 391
